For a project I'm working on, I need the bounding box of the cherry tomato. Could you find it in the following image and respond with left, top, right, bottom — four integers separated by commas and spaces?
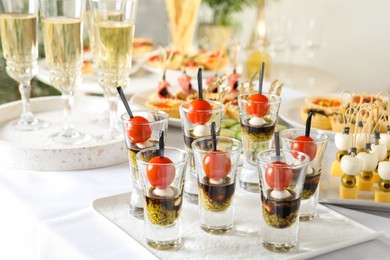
245, 93, 270, 117
203, 151, 232, 179
147, 157, 176, 189
291, 136, 317, 161
126, 116, 152, 143
187, 99, 212, 125
265, 161, 293, 191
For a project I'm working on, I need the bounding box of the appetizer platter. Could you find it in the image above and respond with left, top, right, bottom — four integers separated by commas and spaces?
319, 92, 390, 211
131, 49, 283, 128
92, 190, 380, 259
279, 92, 388, 135
130, 80, 284, 128
320, 143, 390, 211
142, 48, 230, 78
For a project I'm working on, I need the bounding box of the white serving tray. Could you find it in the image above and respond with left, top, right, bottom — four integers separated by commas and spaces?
92, 187, 381, 260
0, 95, 127, 171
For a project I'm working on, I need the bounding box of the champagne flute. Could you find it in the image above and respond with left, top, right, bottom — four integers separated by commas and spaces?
89, 0, 138, 140
0, 0, 49, 131
40, 0, 90, 145
304, 18, 322, 88
305, 18, 322, 59
284, 18, 302, 87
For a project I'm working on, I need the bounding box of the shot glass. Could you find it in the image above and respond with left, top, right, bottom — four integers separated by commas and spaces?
192, 136, 243, 234
280, 128, 328, 221
121, 110, 169, 219
137, 147, 188, 250
179, 100, 224, 204
257, 149, 310, 252
238, 93, 281, 192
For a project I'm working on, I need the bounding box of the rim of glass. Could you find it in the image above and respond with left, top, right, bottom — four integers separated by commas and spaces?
257, 149, 310, 167
279, 128, 329, 143
120, 110, 169, 125
136, 146, 188, 166
191, 136, 243, 153
238, 92, 281, 104
179, 100, 224, 113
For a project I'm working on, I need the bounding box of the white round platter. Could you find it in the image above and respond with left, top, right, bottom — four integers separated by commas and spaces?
0, 95, 127, 171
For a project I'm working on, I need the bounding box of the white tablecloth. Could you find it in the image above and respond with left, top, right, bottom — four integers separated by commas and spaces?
0, 79, 389, 259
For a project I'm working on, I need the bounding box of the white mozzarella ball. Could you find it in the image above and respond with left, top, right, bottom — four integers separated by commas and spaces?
270, 190, 291, 199
306, 166, 314, 175
379, 134, 390, 150
209, 178, 223, 185
335, 133, 352, 151
356, 152, 378, 172
193, 125, 210, 137
340, 155, 363, 176
371, 144, 387, 162
355, 133, 366, 149
136, 140, 152, 149
154, 187, 174, 197
378, 162, 390, 180
249, 116, 266, 126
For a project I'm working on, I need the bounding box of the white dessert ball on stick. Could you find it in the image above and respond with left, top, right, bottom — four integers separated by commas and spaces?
371, 143, 387, 161
356, 152, 379, 172
378, 161, 390, 180
340, 155, 363, 176
335, 132, 352, 151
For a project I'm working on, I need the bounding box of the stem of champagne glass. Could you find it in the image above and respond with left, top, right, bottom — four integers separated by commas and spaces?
17, 83, 37, 125
107, 95, 119, 135
62, 93, 76, 137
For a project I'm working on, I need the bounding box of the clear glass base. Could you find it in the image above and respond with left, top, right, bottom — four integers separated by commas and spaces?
201, 224, 232, 234
239, 179, 260, 193
90, 116, 109, 128
239, 161, 260, 193
146, 238, 182, 250
50, 130, 91, 145
184, 191, 198, 204
299, 212, 317, 222
129, 204, 143, 219
13, 117, 50, 131
261, 241, 296, 252
100, 126, 123, 141
129, 187, 144, 219
184, 167, 199, 204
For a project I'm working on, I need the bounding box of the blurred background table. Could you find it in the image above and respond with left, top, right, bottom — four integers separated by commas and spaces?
270, 62, 339, 94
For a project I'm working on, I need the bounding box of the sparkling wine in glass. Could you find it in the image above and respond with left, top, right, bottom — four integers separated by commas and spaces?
0, 0, 49, 131
40, 0, 90, 145
89, 0, 138, 140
